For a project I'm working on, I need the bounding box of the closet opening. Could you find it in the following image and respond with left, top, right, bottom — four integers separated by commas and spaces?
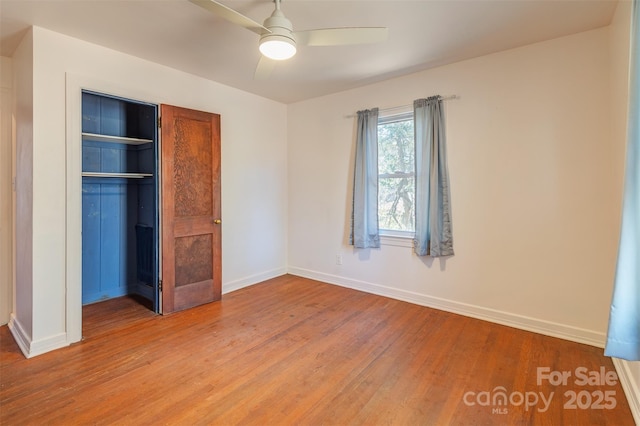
81, 90, 160, 313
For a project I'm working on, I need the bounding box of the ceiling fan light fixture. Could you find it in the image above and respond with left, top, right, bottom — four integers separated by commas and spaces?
189, 0, 389, 77
259, 35, 296, 60
259, 6, 296, 61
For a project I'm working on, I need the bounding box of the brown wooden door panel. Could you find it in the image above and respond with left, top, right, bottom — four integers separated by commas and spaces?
161, 104, 221, 314
174, 216, 216, 237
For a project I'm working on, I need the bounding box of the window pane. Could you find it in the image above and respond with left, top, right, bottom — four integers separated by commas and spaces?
379, 177, 415, 231
378, 118, 415, 232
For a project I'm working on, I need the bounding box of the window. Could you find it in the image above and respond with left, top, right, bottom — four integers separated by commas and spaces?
352, 99, 452, 253
377, 111, 415, 235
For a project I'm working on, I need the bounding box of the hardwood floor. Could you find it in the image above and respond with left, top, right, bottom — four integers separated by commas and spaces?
0, 275, 634, 425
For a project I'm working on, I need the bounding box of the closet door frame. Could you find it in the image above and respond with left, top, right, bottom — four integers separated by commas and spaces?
66, 76, 163, 347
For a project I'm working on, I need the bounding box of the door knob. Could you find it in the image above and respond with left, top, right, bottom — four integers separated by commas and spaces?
214, 219, 222, 224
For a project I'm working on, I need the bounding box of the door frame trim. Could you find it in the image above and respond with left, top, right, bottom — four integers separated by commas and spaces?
65, 73, 163, 343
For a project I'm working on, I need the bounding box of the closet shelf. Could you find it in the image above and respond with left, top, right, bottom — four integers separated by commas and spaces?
82, 172, 153, 179
82, 132, 153, 145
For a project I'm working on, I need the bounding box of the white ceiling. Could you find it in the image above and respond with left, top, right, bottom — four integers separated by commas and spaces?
0, 0, 618, 104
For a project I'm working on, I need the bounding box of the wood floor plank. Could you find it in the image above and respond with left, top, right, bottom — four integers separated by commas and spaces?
0, 275, 634, 425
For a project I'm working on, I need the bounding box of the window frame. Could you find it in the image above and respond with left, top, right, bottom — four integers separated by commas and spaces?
377, 109, 416, 242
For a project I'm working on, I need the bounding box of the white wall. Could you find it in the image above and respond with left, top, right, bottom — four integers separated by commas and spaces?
288, 27, 622, 346
609, 1, 640, 423
10, 26, 288, 357
11, 32, 34, 344
0, 56, 14, 325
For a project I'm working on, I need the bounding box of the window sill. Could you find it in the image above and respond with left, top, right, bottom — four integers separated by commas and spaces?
380, 231, 414, 248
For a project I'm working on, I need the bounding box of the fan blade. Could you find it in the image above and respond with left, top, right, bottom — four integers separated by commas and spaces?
254, 56, 277, 80
189, 0, 270, 36
294, 27, 388, 46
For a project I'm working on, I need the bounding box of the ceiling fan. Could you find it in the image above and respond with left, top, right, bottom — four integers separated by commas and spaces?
189, 0, 388, 78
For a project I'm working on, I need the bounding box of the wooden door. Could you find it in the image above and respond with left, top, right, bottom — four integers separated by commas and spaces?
161, 105, 221, 313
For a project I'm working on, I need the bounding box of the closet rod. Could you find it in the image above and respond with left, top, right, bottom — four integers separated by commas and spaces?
82, 172, 153, 179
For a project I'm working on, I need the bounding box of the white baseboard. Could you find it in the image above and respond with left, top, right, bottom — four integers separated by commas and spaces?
287, 267, 606, 348
223, 267, 287, 295
8, 314, 69, 358
612, 358, 640, 425
7, 314, 30, 357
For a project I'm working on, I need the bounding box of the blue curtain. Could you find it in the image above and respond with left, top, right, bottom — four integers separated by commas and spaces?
413, 97, 454, 257
605, 1, 640, 361
350, 108, 380, 248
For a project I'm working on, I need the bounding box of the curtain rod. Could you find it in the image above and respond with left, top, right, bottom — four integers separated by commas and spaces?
378, 95, 459, 114
345, 95, 459, 118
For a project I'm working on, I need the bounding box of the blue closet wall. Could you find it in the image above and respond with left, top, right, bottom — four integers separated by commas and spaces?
81, 91, 158, 306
